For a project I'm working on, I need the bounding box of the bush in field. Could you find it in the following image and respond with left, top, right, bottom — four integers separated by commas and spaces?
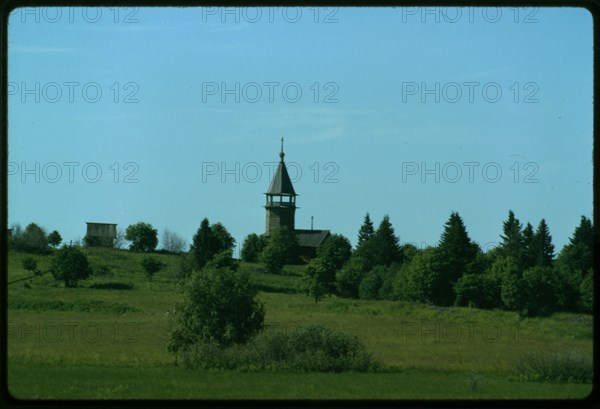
181, 324, 379, 373
241, 233, 267, 262
358, 265, 397, 300
22, 257, 39, 275
141, 257, 165, 281
167, 258, 265, 354
336, 256, 367, 298
302, 258, 336, 302
50, 246, 92, 288
512, 350, 592, 383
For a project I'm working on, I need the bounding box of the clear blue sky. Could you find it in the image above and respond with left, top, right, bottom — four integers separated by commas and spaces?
8, 7, 593, 255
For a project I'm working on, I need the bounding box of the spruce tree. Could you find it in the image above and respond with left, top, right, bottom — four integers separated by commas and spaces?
371, 215, 402, 266
570, 215, 594, 250
499, 210, 523, 263
435, 212, 478, 305
521, 222, 535, 270
555, 216, 594, 310
530, 219, 554, 268
357, 213, 375, 247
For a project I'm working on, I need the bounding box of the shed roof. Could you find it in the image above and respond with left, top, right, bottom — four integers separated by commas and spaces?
294, 229, 330, 248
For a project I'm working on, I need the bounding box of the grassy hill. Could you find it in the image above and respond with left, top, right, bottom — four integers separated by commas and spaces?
7, 248, 593, 399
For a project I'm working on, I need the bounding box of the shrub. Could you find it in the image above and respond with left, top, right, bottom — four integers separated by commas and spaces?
22, 257, 39, 275
181, 324, 379, 373
141, 257, 165, 281
50, 246, 92, 288
259, 226, 299, 274
392, 248, 441, 304
302, 258, 336, 302
359, 268, 383, 300
167, 261, 265, 354
241, 233, 267, 262
454, 273, 499, 309
336, 256, 367, 298
512, 350, 592, 383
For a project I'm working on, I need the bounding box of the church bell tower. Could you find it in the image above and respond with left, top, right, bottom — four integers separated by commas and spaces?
265, 138, 297, 235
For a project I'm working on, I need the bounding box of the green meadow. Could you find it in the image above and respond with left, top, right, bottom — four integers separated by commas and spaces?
7, 248, 593, 400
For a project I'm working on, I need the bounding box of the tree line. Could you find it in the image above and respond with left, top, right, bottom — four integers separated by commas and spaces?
241, 211, 593, 316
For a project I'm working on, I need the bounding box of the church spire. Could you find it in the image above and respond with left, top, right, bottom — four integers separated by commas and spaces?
265, 138, 297, 234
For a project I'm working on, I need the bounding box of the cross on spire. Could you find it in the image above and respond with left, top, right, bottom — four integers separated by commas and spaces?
280, 137, 285, 161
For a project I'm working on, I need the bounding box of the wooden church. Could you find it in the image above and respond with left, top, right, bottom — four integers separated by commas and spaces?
264, 139, 330, 259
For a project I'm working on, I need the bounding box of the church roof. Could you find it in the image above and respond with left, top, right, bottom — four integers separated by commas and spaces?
294, 229, 330, 248
266, 139, 296, 196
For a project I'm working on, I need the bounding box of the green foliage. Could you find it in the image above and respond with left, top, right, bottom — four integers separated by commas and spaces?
259, 244, 284, 275
393, 247, 441, 304
512, 350, 592, 383
554, 216, 594, 312
22, 257, 39, 275
520, 266, 561, 317
259, 226, 298, 274
167, 260, 265, 353
241, 233, 267, 262
181, 325, 379, 373
50, 246, 92, 288
190, 219, 235, 270
335, 256, 367, 298
212, 222, 235, 253
302, 258, 335, 302
141, 257, 165, 281
371, 215, 403, 266
530, 219, 554, 268
499, 210, 523, 263
400, 243, 420, 264
125, 222, 158, 252
578, 271, 593, 314
435, 212, 478, 306
15, 223, 49, 254
453, 273, 498, 309
47, 230, 62, 248
316, 234, 352, 271
486, 256, 525, 311
359, 267, 384, 300
357, 213, 375, 246
521, 222, 535, 270
358, 265, 397, 301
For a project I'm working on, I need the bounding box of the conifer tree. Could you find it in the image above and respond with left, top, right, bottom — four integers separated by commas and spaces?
435, 212, 478, 305
357, 213, 375, 247
521, 222, 535, 270
530, 219, 554, 268
499, 210, 523, 263
371, 215, 402, 266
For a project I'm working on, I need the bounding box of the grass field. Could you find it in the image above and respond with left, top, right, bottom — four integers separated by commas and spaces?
6, 248, 594, 400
